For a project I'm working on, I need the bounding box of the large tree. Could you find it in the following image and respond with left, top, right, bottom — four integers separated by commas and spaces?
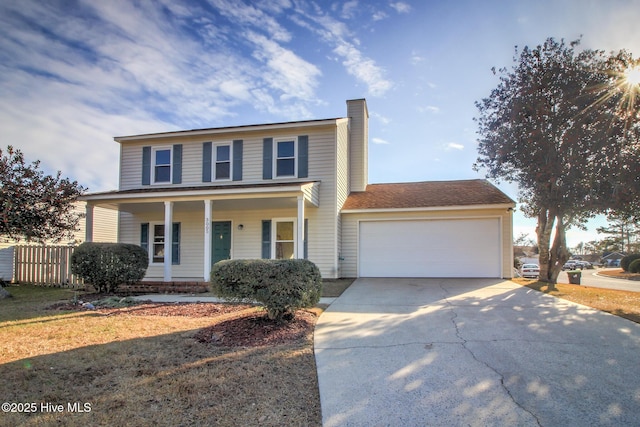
0, 146, 86, 243
475, 38, 640, 286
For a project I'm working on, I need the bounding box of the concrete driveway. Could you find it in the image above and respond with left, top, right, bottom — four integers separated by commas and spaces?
314, 278, 640, 426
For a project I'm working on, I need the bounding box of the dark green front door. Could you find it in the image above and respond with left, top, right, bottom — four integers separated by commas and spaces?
212, 221, 232, 264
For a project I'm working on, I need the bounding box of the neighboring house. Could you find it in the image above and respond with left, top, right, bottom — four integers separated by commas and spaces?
82, 99, 515, 281
602, 252, 625, 266
0, 201, 118, 250
0, 201, 118, 282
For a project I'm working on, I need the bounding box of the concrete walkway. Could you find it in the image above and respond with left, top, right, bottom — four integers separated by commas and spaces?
131, 293, 337, 305
314, 278, 640, 426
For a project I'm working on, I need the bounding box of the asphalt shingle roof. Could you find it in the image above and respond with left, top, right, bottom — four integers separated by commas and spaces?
342, 179, 514, 210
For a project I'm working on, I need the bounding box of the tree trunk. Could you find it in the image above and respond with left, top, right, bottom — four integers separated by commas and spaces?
548, 216, 570, 285
536, 208, 555, 283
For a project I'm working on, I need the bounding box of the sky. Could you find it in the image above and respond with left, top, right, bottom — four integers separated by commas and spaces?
1, 0, 639, 248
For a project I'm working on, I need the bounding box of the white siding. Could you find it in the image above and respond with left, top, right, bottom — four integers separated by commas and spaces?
0, 246, 14, 281
0, 201, 117, 248
115, 124, 343, 279
119, 203, 339, 281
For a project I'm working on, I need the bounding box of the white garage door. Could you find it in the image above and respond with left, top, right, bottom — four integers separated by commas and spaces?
359, 218, 501, 278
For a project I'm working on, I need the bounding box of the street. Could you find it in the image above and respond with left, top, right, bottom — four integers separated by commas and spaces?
557, 268, 640, 292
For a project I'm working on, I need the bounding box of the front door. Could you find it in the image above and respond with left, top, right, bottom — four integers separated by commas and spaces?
212, 221, 232, 265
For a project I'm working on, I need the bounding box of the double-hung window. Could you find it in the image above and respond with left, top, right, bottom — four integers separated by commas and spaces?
214, 144, 231, 180
153, 147, 172, 183
141, 222, 180, 265
275, 139, 296, 178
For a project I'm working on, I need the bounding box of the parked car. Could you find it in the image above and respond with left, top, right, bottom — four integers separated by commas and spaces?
562, 261, 577, 270
574, 260, 593, 269
520, 263, 540, 278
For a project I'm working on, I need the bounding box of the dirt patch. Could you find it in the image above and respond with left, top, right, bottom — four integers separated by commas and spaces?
597, 268, 640, 281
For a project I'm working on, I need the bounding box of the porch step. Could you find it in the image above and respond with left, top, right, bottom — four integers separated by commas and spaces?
119, 281, 209, 294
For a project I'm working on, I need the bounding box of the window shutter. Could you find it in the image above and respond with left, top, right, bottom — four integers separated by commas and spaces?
142, 147, 151, 185
172, 144, 182, 184
232, 139, 243, 181
263, 138, 273, 180
298, 135, 308, 178
172, 223, 180, 265
140, 223, 149, 253
202, 142, 212, 182
261, 220, 271, 259
304, 218, 309, 259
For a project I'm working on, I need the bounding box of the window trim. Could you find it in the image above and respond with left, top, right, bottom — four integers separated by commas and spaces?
147, 222, 180, 265
273, 137, 297, 179
271, 217, 297, 260
152, 146, 173, 185
213, 142, 233, 181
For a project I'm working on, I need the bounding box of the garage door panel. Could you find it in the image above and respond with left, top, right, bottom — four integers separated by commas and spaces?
359, 219, 501, 278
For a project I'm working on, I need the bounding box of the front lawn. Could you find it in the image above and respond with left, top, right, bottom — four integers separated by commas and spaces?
0, 285, 324, 426
513, 278, 640, 323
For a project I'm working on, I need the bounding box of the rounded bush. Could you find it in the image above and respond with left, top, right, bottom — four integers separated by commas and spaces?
71, 242, 149, 293
211, 259, 322, 321
628, 259, 640, 274
620, 254, 640, 272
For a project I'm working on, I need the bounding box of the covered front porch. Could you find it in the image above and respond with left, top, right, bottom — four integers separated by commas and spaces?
82, 181, 320, 282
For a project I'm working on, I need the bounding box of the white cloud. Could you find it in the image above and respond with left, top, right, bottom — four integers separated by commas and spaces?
390, 2, 411, 14
341, 0, 359, 19
245, 31, 321, 102
294, 7, 393, 97
373, 11, 388, 21
207, 0, 292, 42
419, 105, 440, 114
445, 142, 465, 150
372, 137, 390, 144
371, 111, 391, 125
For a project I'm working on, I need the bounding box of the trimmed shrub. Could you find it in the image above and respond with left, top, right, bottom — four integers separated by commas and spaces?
71, 242, 149, 293
211, 259, 322, 321
628, 259, 640, 274
621, 254, 640, 272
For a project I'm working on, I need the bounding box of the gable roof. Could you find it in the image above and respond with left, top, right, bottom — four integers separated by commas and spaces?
341, 179, 515, 211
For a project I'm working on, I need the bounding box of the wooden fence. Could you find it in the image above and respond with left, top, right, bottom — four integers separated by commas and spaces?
13, 245, 84, 287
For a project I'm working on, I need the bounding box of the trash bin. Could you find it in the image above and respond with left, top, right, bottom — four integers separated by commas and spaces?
567, 271, 581, 285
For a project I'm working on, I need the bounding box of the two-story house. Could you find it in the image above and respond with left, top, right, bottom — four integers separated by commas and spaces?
82, 99, 515, 282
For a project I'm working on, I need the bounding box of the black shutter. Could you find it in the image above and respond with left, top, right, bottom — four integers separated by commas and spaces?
298, 135, 308, 178
263, 138, 273, 180
142, 147, 151, 185
304, 218, 309, 259
233, 139, 243, 181
140, 223, 149, 253
172, 144, 182, 184
202, 142, 212, 182
172, 223, 180, 265
261, 220, 271, 259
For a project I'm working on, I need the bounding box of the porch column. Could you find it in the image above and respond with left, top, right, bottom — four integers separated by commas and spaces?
163, 201, 173, 282
85, 203, 94, 243
203, 200, 212, 281
297, 195, 305, 259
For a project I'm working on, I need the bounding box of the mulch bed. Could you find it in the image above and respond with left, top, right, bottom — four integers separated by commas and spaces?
193, 310, 317, 347
48, 300, 318, 347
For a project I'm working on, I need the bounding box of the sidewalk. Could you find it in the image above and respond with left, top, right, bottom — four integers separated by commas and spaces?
131, 293, 337, 305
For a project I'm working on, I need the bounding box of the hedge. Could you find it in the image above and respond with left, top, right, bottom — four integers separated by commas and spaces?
210, 259, 322, 321
70, 242, 149, 293
621, 254, 640, 272
628, 259, 640, 274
